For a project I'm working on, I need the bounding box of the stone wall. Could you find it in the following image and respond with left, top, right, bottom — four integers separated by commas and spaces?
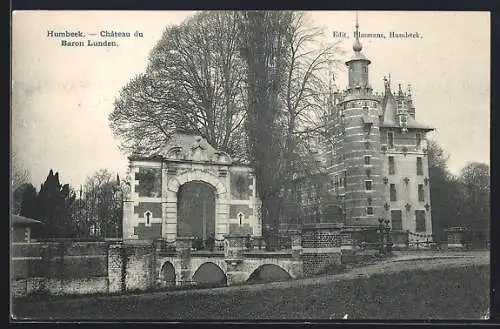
11, 241, 111, 298
301, 223, 343, 276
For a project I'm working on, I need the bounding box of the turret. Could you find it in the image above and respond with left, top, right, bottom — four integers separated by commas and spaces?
345, 14, 371, 90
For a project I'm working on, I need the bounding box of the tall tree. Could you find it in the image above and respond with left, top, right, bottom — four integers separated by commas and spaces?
18, 183, 38, 219
427, 141, 463, 240
238, 11, 294, 247
78, 169, 123, 238
109, 11, 343, 247
36, 170, 77, 238
11, 151, 32, 212
238, 11, 341, 247
109, 11, 247, 159
458, 162, 490, 231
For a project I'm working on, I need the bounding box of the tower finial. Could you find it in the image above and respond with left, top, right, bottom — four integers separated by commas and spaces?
356, 11, 359, 33
353, 11, 362, 52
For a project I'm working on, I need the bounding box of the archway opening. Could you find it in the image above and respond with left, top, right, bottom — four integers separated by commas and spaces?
246, 264, 292, 284
192, 262, 227, 288
177, 180, 216, 248
161, 261, 176, 287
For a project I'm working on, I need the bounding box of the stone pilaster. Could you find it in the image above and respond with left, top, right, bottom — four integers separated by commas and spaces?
176, 237, 193, 285
290, 230, 302, 259
223, 234, 248, 285
107, 243, 125, 293
301, 223, 343, 276
164, 190, 177, 241
122, 200, 135, 239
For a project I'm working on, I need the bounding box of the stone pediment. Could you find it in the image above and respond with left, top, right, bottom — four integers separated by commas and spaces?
159, 133, 232, 164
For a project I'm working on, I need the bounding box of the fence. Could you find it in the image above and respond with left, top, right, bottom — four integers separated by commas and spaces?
154, 235, 269, 253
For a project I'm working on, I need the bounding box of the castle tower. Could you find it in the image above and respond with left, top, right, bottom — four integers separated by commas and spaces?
379, 78, 434, 240
327, 14, 384, 227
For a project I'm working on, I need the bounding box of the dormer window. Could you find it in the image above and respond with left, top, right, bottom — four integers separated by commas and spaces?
416, 133, 422, 148
399, 115, 408, 132
388, 132, 394, 148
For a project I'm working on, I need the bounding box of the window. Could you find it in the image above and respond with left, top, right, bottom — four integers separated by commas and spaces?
343, 171, 347, 188
365, 141, 370, 150
363, 106, 369, 115
364, 67, 368, 73
367, 207, 374, 215
364, 155, 371, 165
388, 132, 394, 148
417, 157, 423, 175
388, 156, 395, 175
415, 210, 426, 232
416, 133, 422, 148
418, 184, 425, 202
390, 184, 397, 201
367, 197, 372, 205
335, 175, 339, 188
397, 101, 402, 109
391, 210, 403, 231
365, 180, 372, 191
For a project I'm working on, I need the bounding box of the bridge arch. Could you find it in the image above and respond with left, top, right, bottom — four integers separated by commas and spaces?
160, 261, 176, 287
192, 262, 227, 287
246, 264, 292, 283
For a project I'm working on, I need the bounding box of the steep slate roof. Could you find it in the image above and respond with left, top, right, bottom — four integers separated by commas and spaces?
380, 88, 434, 131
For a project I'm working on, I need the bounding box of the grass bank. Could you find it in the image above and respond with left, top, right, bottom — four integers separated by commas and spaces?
13, 263, 489, 320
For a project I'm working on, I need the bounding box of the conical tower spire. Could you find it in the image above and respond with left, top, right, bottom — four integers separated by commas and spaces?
346, 12, 371, 89
353, 11, 363, 52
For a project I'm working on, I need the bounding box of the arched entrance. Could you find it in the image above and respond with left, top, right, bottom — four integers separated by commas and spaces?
177, 181, 216, 241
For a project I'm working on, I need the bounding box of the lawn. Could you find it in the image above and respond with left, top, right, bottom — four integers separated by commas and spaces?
12, 262, 489, 320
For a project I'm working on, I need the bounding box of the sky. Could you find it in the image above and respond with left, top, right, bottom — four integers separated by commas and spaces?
11, 11, 490, 189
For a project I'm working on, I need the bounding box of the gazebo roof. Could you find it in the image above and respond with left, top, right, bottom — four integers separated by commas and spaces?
12, 214, 42, 226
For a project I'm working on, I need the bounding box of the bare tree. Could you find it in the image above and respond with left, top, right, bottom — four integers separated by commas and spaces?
76, 169, 122, 238
11, 151, 31, 192
239, 11, 343, 247
109, 11, 248, 159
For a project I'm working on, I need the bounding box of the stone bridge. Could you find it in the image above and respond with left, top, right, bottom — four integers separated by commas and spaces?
156, 252, 303, 288
108, 225, 345, 294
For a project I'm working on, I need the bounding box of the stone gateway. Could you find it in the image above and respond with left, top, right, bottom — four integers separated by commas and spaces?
122, 133, 262, 243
